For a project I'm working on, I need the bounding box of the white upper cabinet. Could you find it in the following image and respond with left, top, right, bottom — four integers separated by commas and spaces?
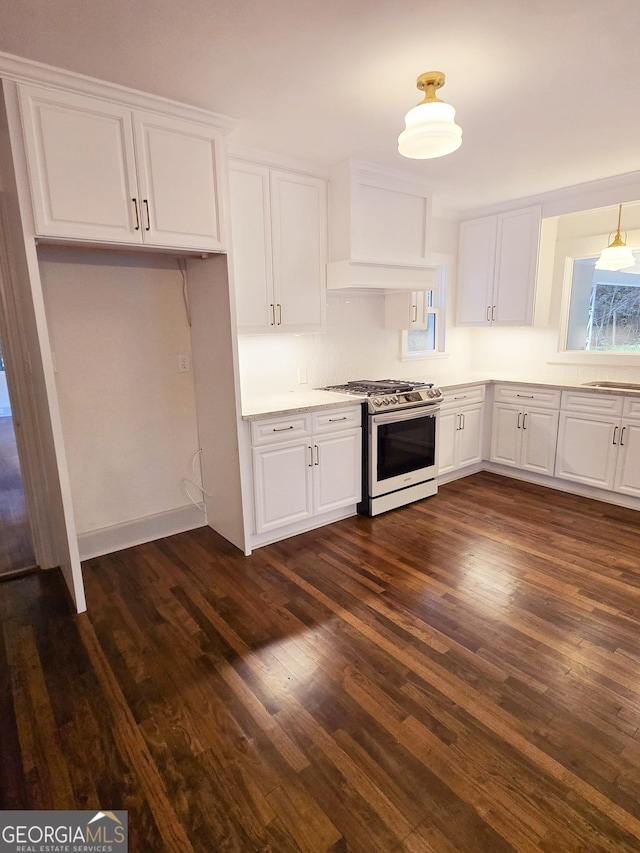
384, 290, 429, 331
457, 205, 541, 326
18, 84, 225, 252
229, 159, 327, 334
132, 111, 223, 251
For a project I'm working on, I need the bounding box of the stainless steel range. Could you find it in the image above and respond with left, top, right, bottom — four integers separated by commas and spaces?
322, 379, 442, 516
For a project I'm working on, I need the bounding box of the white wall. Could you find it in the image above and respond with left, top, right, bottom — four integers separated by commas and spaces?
39, 248, 201, 536
470, 201, 640, 384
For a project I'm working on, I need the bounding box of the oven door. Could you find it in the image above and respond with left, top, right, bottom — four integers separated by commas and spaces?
369, 406, 438, 497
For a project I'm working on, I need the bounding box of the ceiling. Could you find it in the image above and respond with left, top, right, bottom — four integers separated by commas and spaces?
1, 0, 639, 211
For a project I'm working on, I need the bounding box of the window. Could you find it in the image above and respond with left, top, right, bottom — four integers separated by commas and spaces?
401, 266, 446, 359
565, 255, 640, 353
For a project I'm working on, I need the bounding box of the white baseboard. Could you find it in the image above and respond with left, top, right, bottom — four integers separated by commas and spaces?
77, 504, 207, 561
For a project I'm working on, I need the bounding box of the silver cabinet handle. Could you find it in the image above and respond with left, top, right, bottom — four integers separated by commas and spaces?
272, 425, 294, 432
270, 304, 276, 325
132, 198, 140, 231
276, 303, 282, 325
454, 395, 467, 400
516, 394, 535, 398
522, 412, 527, 430
491, 305, 496, 321
486, 305, 491, 323
456, 414, 461, 431
143, 198, 151, 231
613, 425, 619, 445
308, 446, 313, 467
460, 413, 465, 430
313, 444, 319, 465
517, 412, 522, 429
412, 304, 418, 323
621, 426, 626, 446
329, 416, 348, 422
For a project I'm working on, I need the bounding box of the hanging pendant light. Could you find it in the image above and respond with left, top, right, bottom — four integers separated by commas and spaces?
398, 71, 462, 160
595, 204, 635, 271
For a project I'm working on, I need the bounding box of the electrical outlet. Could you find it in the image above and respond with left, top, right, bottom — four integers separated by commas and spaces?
178, 353, 191, 373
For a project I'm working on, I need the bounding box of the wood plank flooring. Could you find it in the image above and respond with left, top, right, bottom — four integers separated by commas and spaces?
3, 471, 640, 851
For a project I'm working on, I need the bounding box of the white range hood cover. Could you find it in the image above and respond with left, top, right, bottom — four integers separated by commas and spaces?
326, 259, 438, 291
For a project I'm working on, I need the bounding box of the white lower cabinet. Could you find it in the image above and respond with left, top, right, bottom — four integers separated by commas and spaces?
251, 406, 361, 536
437, 385, 484, 477
555, 392, 640, 497
490, 385, 560, 476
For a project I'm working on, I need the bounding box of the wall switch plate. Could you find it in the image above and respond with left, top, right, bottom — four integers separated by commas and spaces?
178, 353, 191, 373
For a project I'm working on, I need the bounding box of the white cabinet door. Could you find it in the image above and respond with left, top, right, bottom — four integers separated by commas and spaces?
252, 440, 313, 533
437, 410, 458, 476
457, 216, 496, 325
520, 408, 559, 475
457, 405, 484, 469
19, 85, 140, 243
490, 404, 521, 468
456, 206, 541, 327
313, 430, 362, 514
270, 170, 326, 332
493, 207, 540, 326
384, 291, 428, 330
133, 111, 223, 251
614, 421, 640, 497
229, 163, 327, 333
555, 412, 618, 490
228, 163, 273, 331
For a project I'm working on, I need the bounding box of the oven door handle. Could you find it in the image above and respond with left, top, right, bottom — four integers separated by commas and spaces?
371, 405, 439, 425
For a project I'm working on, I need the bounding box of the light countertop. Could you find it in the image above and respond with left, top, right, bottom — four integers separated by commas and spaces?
241, 389, 361, 420
241, 376, 640, 419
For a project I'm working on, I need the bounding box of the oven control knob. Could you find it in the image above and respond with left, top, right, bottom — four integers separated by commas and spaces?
382, 397, 390, 406
427, 389, 435, 397
390, 396, 397, 404
373, 399, 381, 406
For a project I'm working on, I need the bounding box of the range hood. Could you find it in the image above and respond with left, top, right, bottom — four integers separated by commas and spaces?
327, 160, 439, 290
327, 260, 438, 290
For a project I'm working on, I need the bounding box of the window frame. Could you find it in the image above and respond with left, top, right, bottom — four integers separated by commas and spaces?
556, 252, 640, 365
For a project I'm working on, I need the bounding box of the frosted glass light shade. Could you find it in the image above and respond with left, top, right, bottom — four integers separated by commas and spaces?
595, 244, 636, 271
398, 100, 462, 159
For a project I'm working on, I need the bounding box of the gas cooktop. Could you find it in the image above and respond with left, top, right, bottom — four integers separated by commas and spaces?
321, 379, 442, 413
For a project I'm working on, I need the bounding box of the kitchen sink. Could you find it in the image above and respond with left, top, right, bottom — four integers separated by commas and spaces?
582, 381, 640, 391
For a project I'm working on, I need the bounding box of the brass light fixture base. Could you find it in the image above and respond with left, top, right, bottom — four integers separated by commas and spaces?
415, 71, 446, 104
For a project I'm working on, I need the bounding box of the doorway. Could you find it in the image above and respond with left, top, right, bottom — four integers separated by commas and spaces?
0, 339, 36, 578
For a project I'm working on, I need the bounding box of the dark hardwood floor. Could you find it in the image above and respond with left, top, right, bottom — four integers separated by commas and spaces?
0, 415, 36, 576
3, 471, 640, 851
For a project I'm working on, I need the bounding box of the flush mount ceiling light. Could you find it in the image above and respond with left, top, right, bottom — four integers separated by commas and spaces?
397, 71, 462, 160
596, 204, 636, 271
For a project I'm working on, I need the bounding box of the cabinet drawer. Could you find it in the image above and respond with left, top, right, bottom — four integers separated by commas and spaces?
493, 384, 560, 408
251, 413, 311, 445
440, 385, 485, 410
623, 396, 640, 420
312, 405, 362, 433
561, 390, 623, 416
